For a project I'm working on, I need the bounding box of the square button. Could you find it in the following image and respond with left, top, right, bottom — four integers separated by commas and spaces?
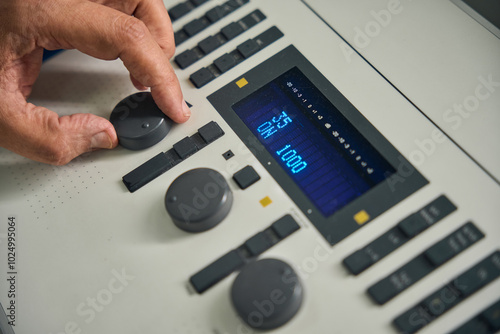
198, 36, 222, 55
237, 39, 260, 58
173, 137, 198, 159
271, 214, 300, 239
221, 22, 244, 40
174, 30, 189, 45
198, 121, 224, 143
214, 54, 237, 73
244, 232, 273, 257
233, 165, 260, 189
190, 68, 215, 88
183, 18, 208, 37
175, 49, 199, 69
169, 3, 191, 21
205, 6, 228, 23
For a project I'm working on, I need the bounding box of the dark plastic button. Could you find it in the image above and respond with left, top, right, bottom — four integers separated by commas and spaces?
424, 222, 484, 267
198, 35, 222, 55
184, 18, 209, 36
198, 121, 224, 144
190, 250, 245, 293
393, 306, 431, 334
122, 153, 172, 193
175, 49, 199, 69
191, 0, 208, 6
368, 256, 434, 305
190, 68, 215, 88
453, 251, 500, 297
422, 286, 461, 316
174, 30, 189, 45
221, 22, 244, 40
271, 215, 300, 239
244, 232, 273, 257
451, 318, 491, 334
173, 137, 198, 159
110, 92, 173, 150
169, 3, 191, 20
237, 39, 260, 58
398, 213, 428, 238
205, 6, 228, 23
231, 258, 303, 330
481, 300, 500, 330
233, 165, 260, 189
214, 53, 237, 73
343, 250, 374, 275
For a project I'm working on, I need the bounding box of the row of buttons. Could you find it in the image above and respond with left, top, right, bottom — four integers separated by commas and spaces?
122, 121, 225, 192
450, 299, 500, 334
343, 195, 457, 275
168, 0, 210, 22
393, 251, 500, 333
367, 222, 484, 304
175, 10, 266, 69
174, 0, 249, 46
190, 214, 300, 293
190, 26, 284, 88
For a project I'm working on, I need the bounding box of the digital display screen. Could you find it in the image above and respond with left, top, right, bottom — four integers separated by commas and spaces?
232, 67, 396, 217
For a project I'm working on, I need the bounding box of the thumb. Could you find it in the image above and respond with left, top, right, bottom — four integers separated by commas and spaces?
0, 102, 118, 165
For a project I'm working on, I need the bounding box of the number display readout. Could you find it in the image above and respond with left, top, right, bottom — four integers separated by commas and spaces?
232, 67, 395, 217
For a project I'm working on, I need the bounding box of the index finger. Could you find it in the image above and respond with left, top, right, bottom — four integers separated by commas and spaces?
37, 0, 190, 123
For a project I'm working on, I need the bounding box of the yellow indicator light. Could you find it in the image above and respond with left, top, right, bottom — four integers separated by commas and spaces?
354, 210, 370, 225
260, 196, 272, 208
236, 78, 248, 88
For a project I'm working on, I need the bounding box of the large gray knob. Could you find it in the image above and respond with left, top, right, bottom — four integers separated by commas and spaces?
231, 258, 303, 330
110, 92, 173, 150
165, 168, 233, 232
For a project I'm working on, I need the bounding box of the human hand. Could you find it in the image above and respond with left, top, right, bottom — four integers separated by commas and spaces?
0, 0, 190, 165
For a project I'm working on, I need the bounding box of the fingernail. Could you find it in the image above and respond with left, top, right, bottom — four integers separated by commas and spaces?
90, 131, 113, 149
182, 101, 191, 119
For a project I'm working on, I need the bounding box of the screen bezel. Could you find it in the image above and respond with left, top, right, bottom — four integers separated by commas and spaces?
208, 45, 428, 245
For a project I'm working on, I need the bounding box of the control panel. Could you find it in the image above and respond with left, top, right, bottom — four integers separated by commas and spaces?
1, 0, 499, 333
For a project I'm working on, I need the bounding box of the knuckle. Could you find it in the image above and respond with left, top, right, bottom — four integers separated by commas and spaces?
116, 16, 149, 43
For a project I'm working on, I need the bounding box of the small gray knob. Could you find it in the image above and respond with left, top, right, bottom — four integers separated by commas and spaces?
165, 168, 233, 232
231, 258, 303, 330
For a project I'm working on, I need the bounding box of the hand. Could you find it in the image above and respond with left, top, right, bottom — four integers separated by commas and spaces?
0, 0, 190, 165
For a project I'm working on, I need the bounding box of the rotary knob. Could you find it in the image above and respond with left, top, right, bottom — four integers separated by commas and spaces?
110, 92, 173, 150
231, 258, 304, 330
165, 168, 233, 232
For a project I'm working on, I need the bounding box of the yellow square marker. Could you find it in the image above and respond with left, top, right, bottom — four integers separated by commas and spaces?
236, 78, 248, 88
354, 210, 370, 225
260, 196, 272, 208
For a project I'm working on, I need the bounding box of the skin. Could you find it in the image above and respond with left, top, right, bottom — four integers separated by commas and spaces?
0, 0, 190, 165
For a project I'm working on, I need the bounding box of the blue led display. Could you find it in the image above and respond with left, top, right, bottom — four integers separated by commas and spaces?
232, 67, 396, 217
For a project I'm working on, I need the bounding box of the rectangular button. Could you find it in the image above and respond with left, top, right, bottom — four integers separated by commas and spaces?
254, 26, 284, 48
451, 318, 491, 334
175, 49, 199, 69
241, 10, 266, 29
368, 256, 434, 304
393, 306, 432, 334
173, 137, 198, 159
122, 153, 171, 192
205, 5, 229, 23
422, 285, 461, 316
198, 35, 222, 55
214, 54, 237, 73
342, 250, 374, 275
398, 213, 428, 238
198, 121, 224, 144
169, 3, 192, 21
190, 250, 246, 293
184, 18, 209, 37
190, 68, 215, 88
221, 22, 244, 40
271, 215, 300, 239
191, 0, 208, 6
174, 30, 189, 45
244, 232, 274, 257
233, 165, 260, 189
481, 299, 500, 330
453, 251, 500, 297
237, 39, 260, 58
424, 222, 484, 267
